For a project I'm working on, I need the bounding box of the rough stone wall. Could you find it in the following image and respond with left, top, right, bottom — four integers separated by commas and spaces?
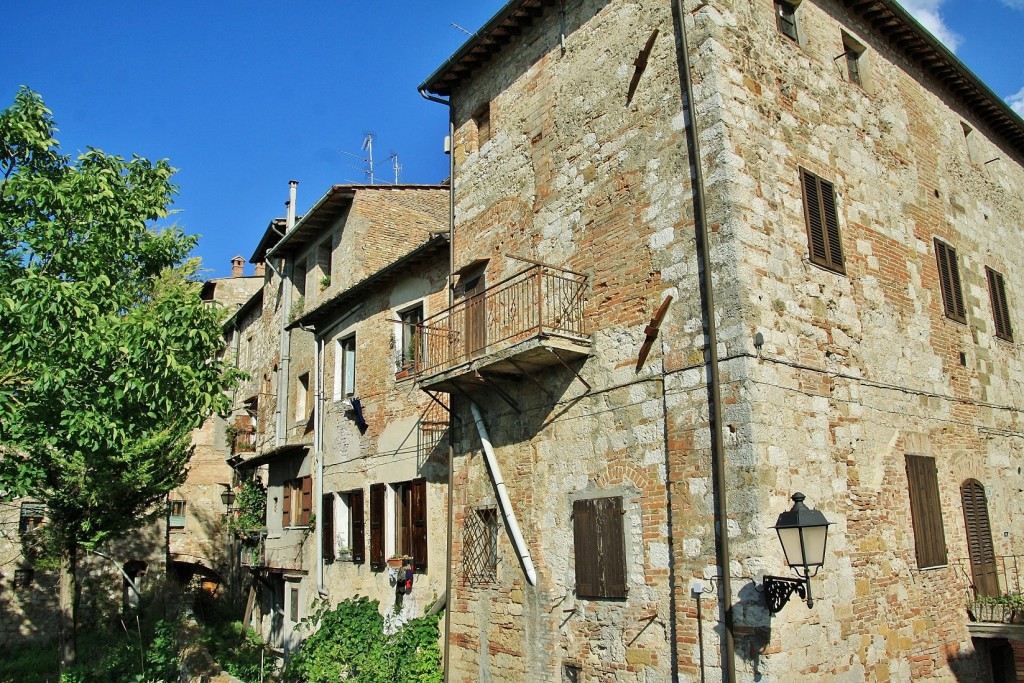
682, 0, 1024, 680
444, 1, 712, 681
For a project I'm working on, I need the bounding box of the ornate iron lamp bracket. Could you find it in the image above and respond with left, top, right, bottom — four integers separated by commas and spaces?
763, 575, 807, 613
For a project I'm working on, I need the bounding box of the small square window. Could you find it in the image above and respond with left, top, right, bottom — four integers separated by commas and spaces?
295, 372, 311, 420
169, 500, 186, 529
20, 502, 44, 535
775, 1, 798, 42
317, 240, 332, 289
841, 33, 865, 87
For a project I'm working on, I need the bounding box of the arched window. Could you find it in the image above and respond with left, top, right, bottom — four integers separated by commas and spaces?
961, 480, 999, 597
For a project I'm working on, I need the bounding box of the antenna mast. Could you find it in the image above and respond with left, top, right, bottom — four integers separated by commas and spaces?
362, 134, 375, 185
391, 153, 401, 184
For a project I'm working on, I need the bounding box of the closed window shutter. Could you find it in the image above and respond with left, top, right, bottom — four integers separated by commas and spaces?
800, 168, 845, 274
961, 480, 999, 596
935, 239, 966, 322
411, 478, 428, 571
282, 479, 292, 527
322, 494, 335, 562
905, 455, 948, 568
300, 476, 312, 526
986, 267, 1013, 341
573, 497, 627, 599
350, 489, 365, 563
370, 484, 386, 570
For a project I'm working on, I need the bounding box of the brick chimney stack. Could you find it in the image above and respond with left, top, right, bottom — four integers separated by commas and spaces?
231, 255, 245, 278
254, 262, 265, 278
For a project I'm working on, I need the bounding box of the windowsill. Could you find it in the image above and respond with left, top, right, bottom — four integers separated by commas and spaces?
283, 525, 310, 531
395, 367, 414, 381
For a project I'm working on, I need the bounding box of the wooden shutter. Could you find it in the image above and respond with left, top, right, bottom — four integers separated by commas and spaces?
800, 168, 845, 274
369, 483, 386, 570
905, 455, 948, 568
961, 480, 999, 596
282, 479, 292, 527
411, 478, 428, 571
300, 476, 312, 526
934, 239, 966, 322
572, 497, 627, 599
350, 489, 365, 563
986, 267, 1013, 341
322, 493, 335, 562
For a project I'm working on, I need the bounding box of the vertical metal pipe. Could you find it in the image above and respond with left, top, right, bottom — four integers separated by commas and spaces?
670, 1, 736, 681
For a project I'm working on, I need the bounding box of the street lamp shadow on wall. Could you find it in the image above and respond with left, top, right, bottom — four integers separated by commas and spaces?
763, 492, 832, 613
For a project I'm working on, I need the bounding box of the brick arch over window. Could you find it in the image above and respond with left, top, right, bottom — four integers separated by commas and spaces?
594, 462, 650, 493
961, 479, 999, 597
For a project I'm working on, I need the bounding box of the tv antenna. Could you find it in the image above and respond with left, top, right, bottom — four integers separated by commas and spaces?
343, 134, 377, 184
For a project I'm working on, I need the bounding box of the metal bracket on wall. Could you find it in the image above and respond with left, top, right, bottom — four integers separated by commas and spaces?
763, 575, 807, 613
547, 347, 591, 392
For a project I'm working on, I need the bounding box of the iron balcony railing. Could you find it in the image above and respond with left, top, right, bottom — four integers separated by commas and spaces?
417, 263, 588, 377
954, 554, 1024, 624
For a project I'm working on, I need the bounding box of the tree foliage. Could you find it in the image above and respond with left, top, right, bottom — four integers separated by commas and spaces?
0, 86, 241, 668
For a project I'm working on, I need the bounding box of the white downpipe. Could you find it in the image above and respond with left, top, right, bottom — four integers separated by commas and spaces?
469, 402, 537, 586
314, 334, 327, 597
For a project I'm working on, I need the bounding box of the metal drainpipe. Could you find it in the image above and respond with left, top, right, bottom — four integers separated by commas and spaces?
670, 2, 736, 681
312, 332, 327, 598
419, 87, 456, 683
275, 182, 299, 447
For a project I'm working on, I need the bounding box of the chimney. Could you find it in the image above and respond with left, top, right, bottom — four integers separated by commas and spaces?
231, 255, 245, 277
255, 262, 265, 278
286, 180, 298, 229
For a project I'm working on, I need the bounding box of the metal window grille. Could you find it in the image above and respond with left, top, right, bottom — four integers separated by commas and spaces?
464, 507, 498, 584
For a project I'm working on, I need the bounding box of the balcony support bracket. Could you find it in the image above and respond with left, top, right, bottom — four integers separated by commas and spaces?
548, 347, 591, 393
475, 372, 521, 413
506, 358, 555, 399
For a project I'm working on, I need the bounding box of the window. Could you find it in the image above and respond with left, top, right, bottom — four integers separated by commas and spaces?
961, 480, 999, 596
398, 304, 424, 372
934, 239, 966, 323
283, 476, 312, 527
465, 507, 498, 584
905, 455, 947, 569
986, 267, 1013, 341
335, 335, 356, 399
169, 500, 186, 529
13, 567, 34, 589
841, 32, 865, 87
20, 502, 44, 535
572, 496, 627, 598
293, 259, 307, 301
290, 586, 299, 622
336, 489, 365, 563
296, 372, 311, 420
473, 103, 491, 149
370, 479, 427, 571
775, 0, 798, 42
317, 240, 332, 289
322, 493, 335, 562
800, 168, 845, 273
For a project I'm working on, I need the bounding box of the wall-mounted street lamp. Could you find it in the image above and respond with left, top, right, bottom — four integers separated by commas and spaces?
764, 492, 832, 613
220, 483, 237, 512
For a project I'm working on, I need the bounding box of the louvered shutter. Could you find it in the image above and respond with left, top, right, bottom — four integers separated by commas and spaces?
282, 479, 292, 527
905, 455, 948, 568
935, 239, 966, 322
801, 168, 845, 274
986, 267, 1013, 341
573, 497, 627, 599
961, 480, 999, 596
322, 494, 335, 562
300, 476, 312, 526
370, 484, 386, 570
350, 489, 365, 563
411, 478, 428, 571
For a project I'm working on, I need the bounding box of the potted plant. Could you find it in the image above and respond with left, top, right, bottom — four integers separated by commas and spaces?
387, 555, 408, 569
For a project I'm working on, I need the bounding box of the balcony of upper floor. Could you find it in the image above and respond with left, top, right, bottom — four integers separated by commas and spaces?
230, 428, 257, 456
958, 554, 1024, 640
414, 262, 591, 393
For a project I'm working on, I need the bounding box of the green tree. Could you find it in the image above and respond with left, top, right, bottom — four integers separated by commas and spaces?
0, 88, 240, 671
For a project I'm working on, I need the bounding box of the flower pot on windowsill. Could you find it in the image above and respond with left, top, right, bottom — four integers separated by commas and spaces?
387, 556, 407, 569
395, 367, 413, 381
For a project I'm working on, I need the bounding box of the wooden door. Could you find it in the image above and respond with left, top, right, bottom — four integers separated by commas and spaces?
462, 273, 486, 358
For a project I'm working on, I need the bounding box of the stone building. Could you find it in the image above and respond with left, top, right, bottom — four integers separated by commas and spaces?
236, 184, 450, 651
415, 0, 1024, 681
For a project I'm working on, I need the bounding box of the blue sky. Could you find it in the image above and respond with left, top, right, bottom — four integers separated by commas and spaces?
4, 1, 1022, 280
